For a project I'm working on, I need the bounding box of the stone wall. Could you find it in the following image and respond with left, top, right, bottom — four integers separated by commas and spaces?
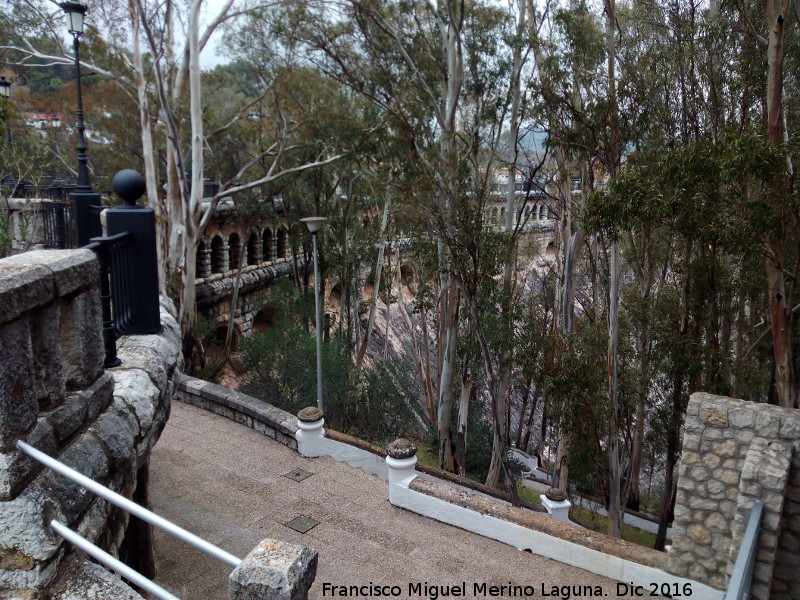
195, 260, 297, 339
1, 199, 49, 256
667, 392, 800, 599
0, 249, 181, 598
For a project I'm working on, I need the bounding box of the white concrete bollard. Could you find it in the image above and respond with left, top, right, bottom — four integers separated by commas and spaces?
295, 407, 325, 457
542, 487, 572, 524
386, 439, 418, 503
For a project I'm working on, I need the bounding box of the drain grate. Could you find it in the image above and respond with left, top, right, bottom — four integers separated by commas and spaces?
283, 468, 313, 482
285, 515, 320, 534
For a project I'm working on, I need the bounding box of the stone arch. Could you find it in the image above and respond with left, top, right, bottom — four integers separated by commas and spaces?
196, 239, 207, 278
213, 322, 242, 352
400, 265, 414, 282
545, 241, 556, 260
210, 235, 225, 273
262, 228, 273, 261
500, 207, 506, 224
277, 228, 287, 260
247, 232, 259, 265
229, 233, 241, 270
252, 306, 277, 334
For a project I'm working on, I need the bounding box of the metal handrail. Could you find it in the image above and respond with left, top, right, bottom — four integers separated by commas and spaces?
725, 499, 763, 600
16, 440, 242, 568
50, 520, 181, 600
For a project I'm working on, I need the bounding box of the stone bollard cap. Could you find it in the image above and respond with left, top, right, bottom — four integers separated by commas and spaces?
544, 487, 568, 502
387, 438, 417, 459
298, 407, 324, 423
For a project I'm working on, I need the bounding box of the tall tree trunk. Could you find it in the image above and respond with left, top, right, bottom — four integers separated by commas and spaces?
129, 0, 164, 294
467, 296, 520, 507
396, 262, 436, 425
353, 196, 391, 380
487, 0, 528, 489
604, 0, 623, 538
766, 0, 796, 408
437, 277, 459, 472
455, 369, 471, 476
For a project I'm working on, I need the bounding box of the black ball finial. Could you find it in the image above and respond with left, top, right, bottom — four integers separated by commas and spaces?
112, 169, 146, 206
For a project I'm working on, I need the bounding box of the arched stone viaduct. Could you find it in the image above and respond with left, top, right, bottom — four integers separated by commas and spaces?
193, 203, 299, 344
192, 198, 557, 344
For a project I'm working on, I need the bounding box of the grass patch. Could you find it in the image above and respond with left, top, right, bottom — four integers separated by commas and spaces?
569, 505, 669, 548
517, 486, 541, 505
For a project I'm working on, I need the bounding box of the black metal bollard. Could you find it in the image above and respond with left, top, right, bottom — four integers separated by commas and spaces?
105, 169, 160, 335
71, 190, 103, 247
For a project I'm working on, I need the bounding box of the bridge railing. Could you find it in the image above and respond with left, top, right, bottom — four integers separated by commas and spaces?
17, 439, 241, 600
16, 439, 319, 600
38, 170, 162, 367
724, 500, 763, 600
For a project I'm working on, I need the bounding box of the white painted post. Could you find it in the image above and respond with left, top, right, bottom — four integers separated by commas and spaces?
542, 487, 572, 524
296, 407, 325, 457
386, 439, 418, 503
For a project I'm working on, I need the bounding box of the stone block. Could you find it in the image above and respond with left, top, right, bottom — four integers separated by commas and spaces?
46, 394, 87, 443
0, 316, 37, 450
80, 372, 115, 422
712, 440, 737, 458
46, 435, 109, 525
702, 428, 723, 440
0, 250, 98, 297
779, 416, 800, 440
682, 432, 701, 451
28, 303, 64, 408
755, 412, 781, 438
59, 290, 104, 390
706, 479, 727, 500
699, 403, 728, 427
728, 407, 755, 429
229, 538, 318, 600
46, 553, 145, 600
116, 333, 181, 392
684, 414, 704, 432
113, 369, 160, 437
716, 469, 740, 485
0, 420, 57, 500
0, 264, 55, 324
0, 479, 66, 562
89, 399, 137, 477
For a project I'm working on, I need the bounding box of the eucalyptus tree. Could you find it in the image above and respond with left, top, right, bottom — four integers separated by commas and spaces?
1, 0, 357, 362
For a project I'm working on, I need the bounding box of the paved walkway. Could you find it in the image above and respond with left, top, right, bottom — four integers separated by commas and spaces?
150, 402, 623, 599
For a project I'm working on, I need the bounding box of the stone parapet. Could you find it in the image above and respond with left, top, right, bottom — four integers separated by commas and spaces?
176, 376, 298, 449
667, 392, 800, 598
0, 250, 181, 598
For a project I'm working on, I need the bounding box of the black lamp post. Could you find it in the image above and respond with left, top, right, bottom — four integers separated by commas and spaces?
60, 1, 104, 248
60, 1, 91, 192
0, 76, 10, 146
300, 216, 327, 411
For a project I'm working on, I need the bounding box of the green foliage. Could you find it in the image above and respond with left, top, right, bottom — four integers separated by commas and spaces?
586, 132, 791, 248
239, 280, 424, 440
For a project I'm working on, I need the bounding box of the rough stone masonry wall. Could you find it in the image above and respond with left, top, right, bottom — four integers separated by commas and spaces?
0, 249, 181, 599
667, 392, 800, 599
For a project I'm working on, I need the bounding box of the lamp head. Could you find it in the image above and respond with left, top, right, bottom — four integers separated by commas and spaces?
59, 2, 87, 36
300, 216, 327, 234
0, 77, 10, 99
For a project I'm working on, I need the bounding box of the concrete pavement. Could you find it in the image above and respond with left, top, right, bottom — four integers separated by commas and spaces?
150, 401, 625, 599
